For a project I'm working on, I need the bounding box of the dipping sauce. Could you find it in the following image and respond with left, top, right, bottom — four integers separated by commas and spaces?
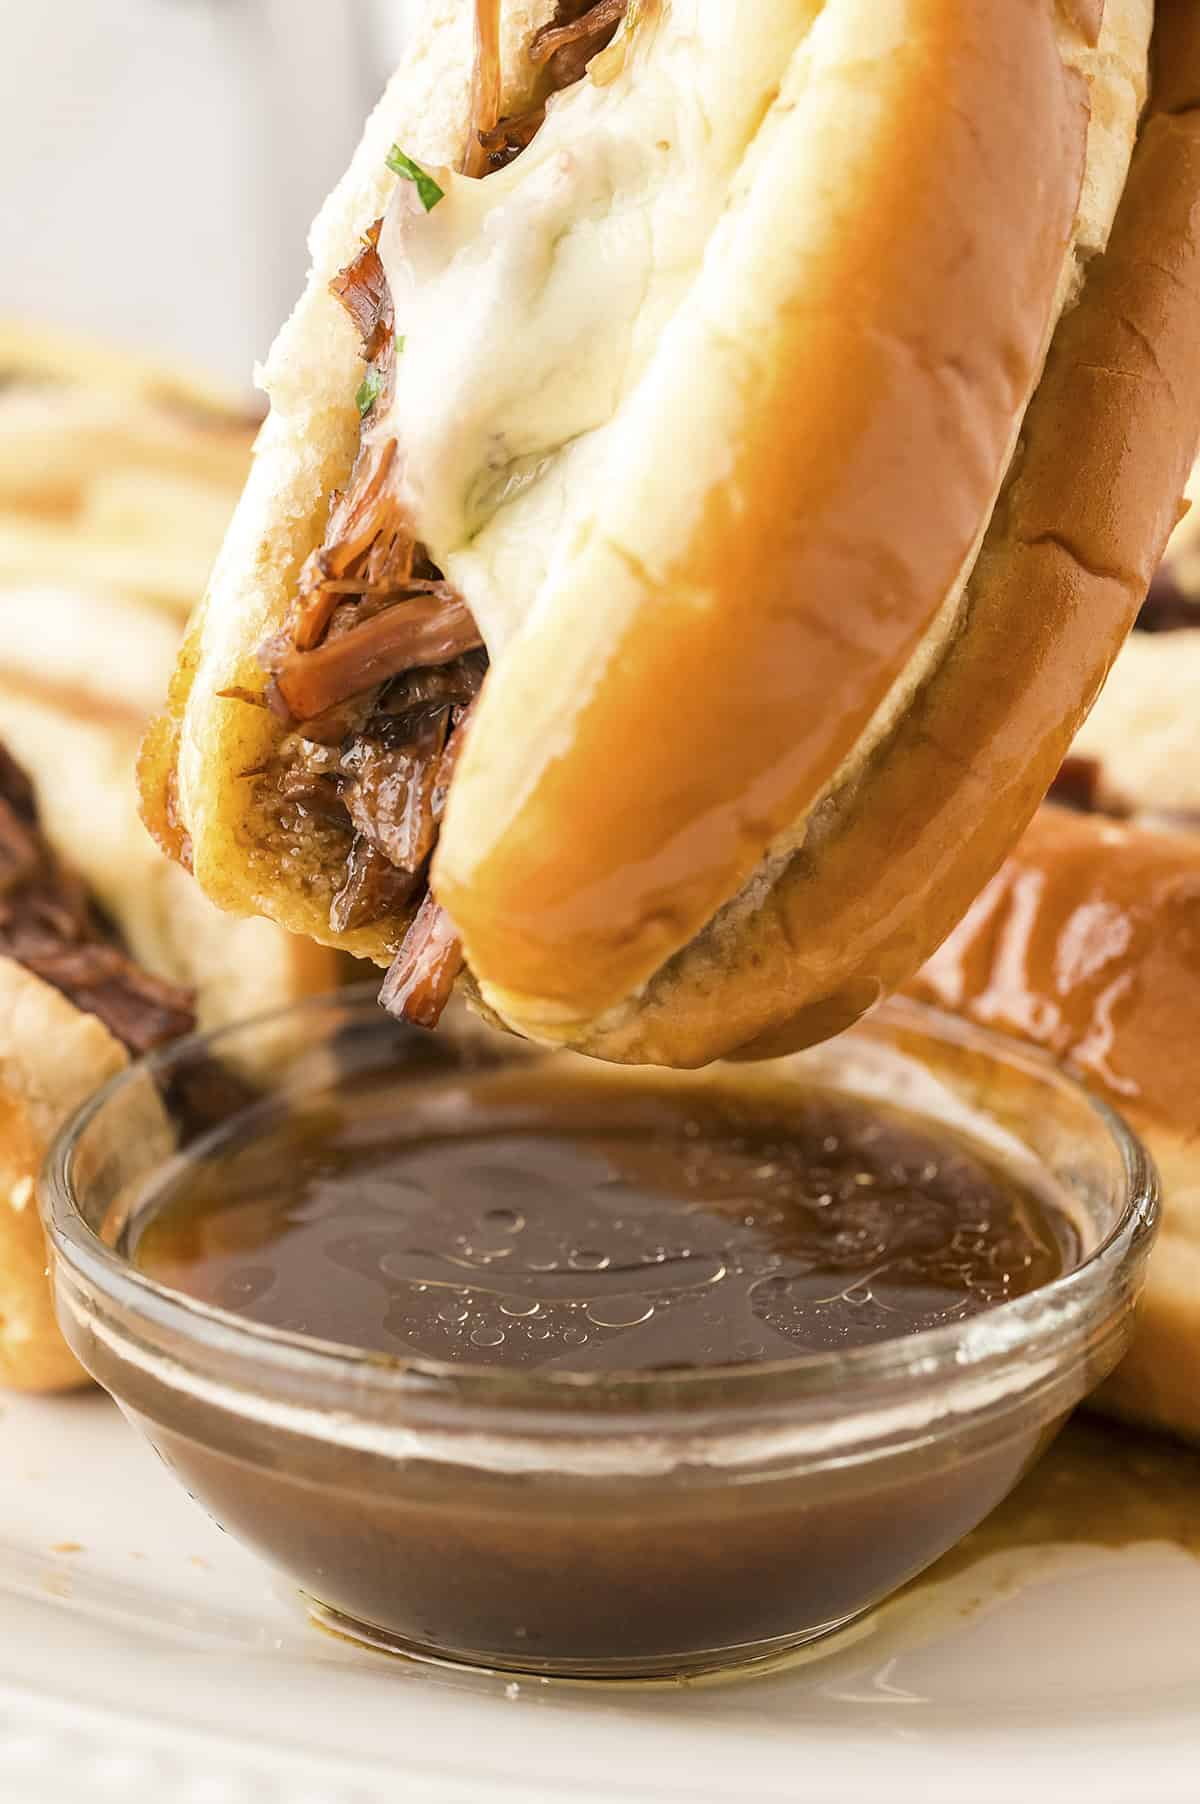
53, 994, 1148, 1679
130, 1067, 1079, 1369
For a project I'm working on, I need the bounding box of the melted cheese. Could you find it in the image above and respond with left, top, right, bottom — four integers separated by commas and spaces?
378, 1, 820, 655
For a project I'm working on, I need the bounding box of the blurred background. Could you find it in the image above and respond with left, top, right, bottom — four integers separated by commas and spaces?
2, 0, 416, 388
0, 3, 426, 1037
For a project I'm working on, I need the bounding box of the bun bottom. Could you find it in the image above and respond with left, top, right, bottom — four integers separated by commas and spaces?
474, 26, 1200, 1064
1094, 1123, 1200, 1443
0, 963, 127, 1392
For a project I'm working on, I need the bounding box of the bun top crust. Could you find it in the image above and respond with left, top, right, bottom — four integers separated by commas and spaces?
577, 0, 1200, 1066
912, 804, 1200, 1138
435, 0, 1098, 1033
0, 958, 127, 1392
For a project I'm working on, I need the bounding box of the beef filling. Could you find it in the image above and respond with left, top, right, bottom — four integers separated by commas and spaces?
1049, 755, 1106, 815
1049, 754, 1200, 833
256, 0, 628, 1028
1135, 563, 1200, 635
0, 744, 195, 1055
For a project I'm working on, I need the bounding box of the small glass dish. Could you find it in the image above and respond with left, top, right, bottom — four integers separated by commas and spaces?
40, 992, 1157, 1682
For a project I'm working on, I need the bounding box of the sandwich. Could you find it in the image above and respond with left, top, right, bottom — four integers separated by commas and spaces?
912, 798, 1200, 1445
0, 735, 194, 1391
0, 587, 341, 1391
142, 0, 1200, 1067
910, 581, 1200, 1445
0, 586, 335, 1028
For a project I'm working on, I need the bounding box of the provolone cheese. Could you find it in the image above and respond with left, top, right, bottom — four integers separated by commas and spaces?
379, 0, 822, 655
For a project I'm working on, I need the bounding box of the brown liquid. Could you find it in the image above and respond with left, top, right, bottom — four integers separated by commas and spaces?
130, 1068, 1077, 1370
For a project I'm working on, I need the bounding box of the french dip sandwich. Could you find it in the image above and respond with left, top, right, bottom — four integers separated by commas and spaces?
143, 0, 1200, 1066
0, 588, 339, 1391
913, 801, 1200, 1445
909, 567, 1200, 1446
0, 735, 194, 1392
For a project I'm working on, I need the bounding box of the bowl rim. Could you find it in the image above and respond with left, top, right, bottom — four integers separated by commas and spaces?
39, 989, 1160, 1419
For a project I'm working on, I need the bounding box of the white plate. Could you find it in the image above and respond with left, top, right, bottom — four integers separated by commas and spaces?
1, 1392, 1197, 1804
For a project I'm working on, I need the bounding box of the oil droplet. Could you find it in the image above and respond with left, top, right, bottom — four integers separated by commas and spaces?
561, 1325, 590, 1346
585, 1297, 654, 1329
438, 1302, 468, 1325
220, 1267, 274, 1306
499, 1297, 541, 1318
470, 1325, 506, 1348
568, 1249, 610, 1271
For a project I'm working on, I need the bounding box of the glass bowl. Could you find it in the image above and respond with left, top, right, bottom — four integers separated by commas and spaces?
40, 992, 1158, 1681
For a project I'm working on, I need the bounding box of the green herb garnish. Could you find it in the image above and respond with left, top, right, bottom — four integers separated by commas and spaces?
356, 365, 384, 417
385, 146, 445, 212
396, 334, 406, 354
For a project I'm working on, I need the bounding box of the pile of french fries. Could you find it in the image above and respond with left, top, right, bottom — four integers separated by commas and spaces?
0, 319, 257, 621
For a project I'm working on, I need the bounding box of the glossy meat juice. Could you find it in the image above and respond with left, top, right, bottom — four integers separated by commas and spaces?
130, 1066, 1079, 1367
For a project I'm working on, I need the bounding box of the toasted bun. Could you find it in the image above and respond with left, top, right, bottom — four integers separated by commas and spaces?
911, 803, 1200, 1442
0, 960, 128, 1391
0, 586, 337, 1390
142, 0, 565, 959
0, 587, 337, 1027
0, 318, 257, 618
152, 0, 1186, 1064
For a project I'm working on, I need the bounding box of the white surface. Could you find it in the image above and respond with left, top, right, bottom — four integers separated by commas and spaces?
1, 1392, 1199, 1803
0, 0, 414, 387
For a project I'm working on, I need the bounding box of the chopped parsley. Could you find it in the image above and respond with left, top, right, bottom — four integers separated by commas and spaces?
386, 146, 445, 212
396, 334, 406, 354
356, 364, 384, 418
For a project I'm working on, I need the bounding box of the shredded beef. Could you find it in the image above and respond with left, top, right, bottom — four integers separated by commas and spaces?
263, 591, 482, 725
341, 706, 450, 871
0, 743, 195, 1055
380, 651, 487, 716
1050, 755, 1106, 815
257, 13, 628, 1025
463, 0, 504, 179
275, 764, 348, 823
331, 835, 423, 936
329, 225, 393, 367
481, 0, 629, 172
477, 109, 547, 173
379, 890, 466, 1028
286, 440, 418, 656
377, 701, 478, 1023
530, 0, 629, 88
1136, 565, 1199, 635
